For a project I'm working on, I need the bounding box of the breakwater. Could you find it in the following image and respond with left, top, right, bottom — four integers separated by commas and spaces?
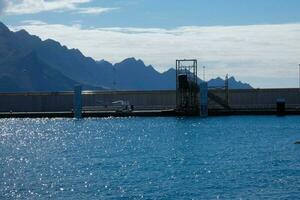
0, 88, 299, 118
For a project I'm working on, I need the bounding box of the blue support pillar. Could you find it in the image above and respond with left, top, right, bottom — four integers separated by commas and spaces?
199, 82, 208, 117
74, 85, 82, 118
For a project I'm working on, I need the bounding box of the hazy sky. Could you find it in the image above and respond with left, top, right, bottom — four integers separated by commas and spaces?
1, 0, 300, 88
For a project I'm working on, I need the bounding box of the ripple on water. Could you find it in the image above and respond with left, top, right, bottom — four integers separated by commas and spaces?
1, 116, 300, 199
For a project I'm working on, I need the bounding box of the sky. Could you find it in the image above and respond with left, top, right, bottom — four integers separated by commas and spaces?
0, 0, 300, 88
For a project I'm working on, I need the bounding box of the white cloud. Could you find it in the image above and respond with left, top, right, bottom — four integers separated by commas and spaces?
0, 0, 8, 15
12, 21, 300, 88
3, 0, 116, 15
76, 7, 118, 15
19, 20, 47, 25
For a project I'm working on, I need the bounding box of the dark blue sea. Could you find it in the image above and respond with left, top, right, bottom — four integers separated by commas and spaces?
1, 116, 300, 199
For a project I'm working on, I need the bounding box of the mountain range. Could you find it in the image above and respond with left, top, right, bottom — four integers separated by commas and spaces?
0, 21, 252, 92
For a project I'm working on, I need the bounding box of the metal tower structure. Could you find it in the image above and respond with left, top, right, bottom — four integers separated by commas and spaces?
176, 59, 199, 115
225, 74, 229, 106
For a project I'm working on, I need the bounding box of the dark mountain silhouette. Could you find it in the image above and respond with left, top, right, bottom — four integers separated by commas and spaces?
208, 77, 252, 89
0, 21, 252, 92
114, 58, 176, 90
0, 51, 100, 92
146, 68, 252, 89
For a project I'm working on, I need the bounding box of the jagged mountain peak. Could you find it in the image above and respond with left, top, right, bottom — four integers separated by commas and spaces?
44, 38, 62, 47
228, 76, 236, 81
119, 57, 138, 64
209, 76, 252, 89
115, 57, 158, 73
0, 21, 253, 91
15, 29, 29, 36
97, 59, 113, 66
124, 57, 137, 62
119, 57, 147, 65
212, 77, 224, 81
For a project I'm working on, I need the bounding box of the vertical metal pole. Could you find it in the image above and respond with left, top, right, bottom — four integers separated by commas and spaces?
196, 60, 198, 84
298, 64, 300, 108
176, 60, 178, 110
203, 66, 206, 82
225, 74, 229, 107
74, 85, 82, 119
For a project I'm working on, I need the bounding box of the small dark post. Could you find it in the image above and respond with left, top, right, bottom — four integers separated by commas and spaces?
74, 85, 82, 118
276, 98, 285, 116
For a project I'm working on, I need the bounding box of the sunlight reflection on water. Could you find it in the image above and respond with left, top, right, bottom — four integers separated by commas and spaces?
1, 116, 300, 199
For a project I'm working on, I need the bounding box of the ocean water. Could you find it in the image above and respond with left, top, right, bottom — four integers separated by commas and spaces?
1, 116, 300, 199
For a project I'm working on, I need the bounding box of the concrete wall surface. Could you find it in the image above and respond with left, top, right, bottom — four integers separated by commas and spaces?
0, 89, 299, 113
0, 92, 74, 112
210, 88, 300, 109
0, 90, 176, 112
82, 90, 176, 110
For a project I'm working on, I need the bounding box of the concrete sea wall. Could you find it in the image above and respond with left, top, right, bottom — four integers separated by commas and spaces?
0, 90, 176, 113
210, 88, 300, 109
0, 88, 299, 114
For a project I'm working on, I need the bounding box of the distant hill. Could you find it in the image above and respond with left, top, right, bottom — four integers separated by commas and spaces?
0, 23, 101, 92
208, 77, 252, 89
0, 21, 252, 92
0, 51, 75, 92
0, 50, 100, 92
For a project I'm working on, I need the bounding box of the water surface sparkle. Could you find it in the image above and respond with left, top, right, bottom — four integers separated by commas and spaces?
1, 116, 300, 199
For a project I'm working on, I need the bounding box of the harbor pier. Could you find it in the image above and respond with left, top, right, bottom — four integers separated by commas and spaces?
0, 88, 299, 118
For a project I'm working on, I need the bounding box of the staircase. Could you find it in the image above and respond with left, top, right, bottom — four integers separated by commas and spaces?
208, 91, 230, 110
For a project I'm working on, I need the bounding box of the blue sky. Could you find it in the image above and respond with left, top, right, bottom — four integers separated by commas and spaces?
1, 0, 300, 88
2, 0, 300, 28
